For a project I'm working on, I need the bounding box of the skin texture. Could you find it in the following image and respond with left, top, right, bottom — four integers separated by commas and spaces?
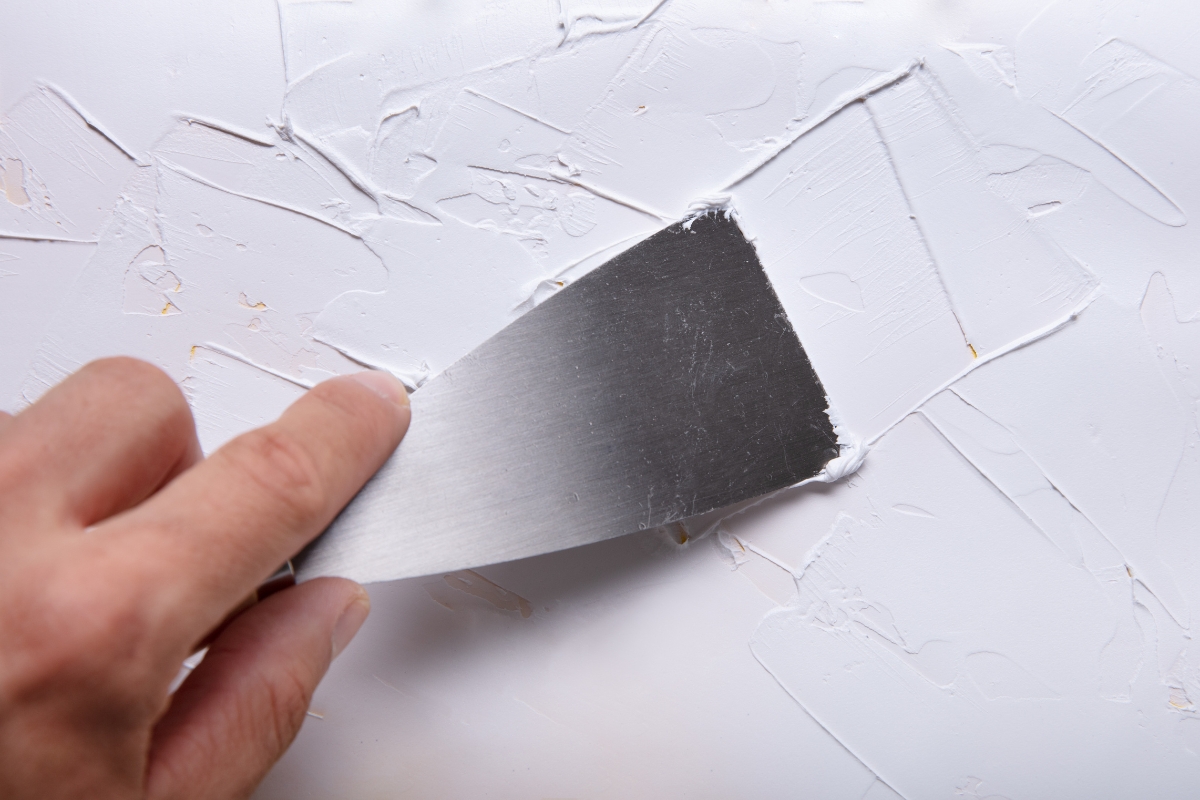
0, 357, 411, 799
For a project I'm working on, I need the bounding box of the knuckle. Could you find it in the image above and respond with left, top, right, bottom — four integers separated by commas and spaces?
310, 379, 388, 442
308, 379, 359, 414
262, 662, 313, 754
0, 564, 162, 719
230, 427, 328, 522
87, 356, 172, 394
87, 357, 193, 433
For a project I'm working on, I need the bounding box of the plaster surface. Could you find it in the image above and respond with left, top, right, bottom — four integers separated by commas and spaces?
4, 1, 1200, 796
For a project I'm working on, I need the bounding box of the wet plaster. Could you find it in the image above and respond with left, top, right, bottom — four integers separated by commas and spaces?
7, 0, 1200, 796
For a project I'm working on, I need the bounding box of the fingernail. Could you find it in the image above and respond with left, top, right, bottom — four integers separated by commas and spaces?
347, 370, 409, 408
332, 588, 371, 660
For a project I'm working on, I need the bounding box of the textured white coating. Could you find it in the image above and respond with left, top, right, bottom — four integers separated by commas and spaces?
5, 0, 1200, 796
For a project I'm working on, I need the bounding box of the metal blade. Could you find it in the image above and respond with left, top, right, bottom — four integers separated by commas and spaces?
295, 213, 839, 583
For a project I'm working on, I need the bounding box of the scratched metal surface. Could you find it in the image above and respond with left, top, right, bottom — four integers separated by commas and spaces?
296, 213, 839, 583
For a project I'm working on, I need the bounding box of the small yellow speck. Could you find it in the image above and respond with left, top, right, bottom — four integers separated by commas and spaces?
239, 292, 268, 311
968, 343, 978, 359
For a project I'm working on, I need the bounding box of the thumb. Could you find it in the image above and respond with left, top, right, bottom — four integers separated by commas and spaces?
144, 578, 369, 800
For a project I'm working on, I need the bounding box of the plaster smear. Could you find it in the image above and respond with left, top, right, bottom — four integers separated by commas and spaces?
0, 239, 94, 413
731, 99, 971, 443
746, 412, 1199, 798
924, 14, 1200, 317
954, 297, 1191, 624
0, 87, 136, 242
260, 526, 880, 799
1, 0, 285, 159
19, 150, 386, 440
0, 87, 128, 412
6, 0, 1200, 796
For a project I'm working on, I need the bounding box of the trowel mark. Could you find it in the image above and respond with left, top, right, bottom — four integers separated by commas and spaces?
800, 272, 864, 313
865, 67, 1096, 357
437, 166, 600, 257
723, 60, 920, 193
985, 155, 1089, 219
891, 504, 934, 519
1026, 200, 1061, 217
749, 412, 1156, 797
1013, 26, 1188, 227
556, 0, 669, 44
0, 87, 140, 241
1048, 109, 1185, 227
919, 390, 1154, 700
42, 84, 141, 164
945, 43, 1016, 90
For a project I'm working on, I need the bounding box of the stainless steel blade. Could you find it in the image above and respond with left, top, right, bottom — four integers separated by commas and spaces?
295, 213, 839, 583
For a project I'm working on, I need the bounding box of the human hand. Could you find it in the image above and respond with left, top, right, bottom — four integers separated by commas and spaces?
0, 358, 410, 799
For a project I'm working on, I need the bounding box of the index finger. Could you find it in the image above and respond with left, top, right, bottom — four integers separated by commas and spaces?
102, 370, 409, 640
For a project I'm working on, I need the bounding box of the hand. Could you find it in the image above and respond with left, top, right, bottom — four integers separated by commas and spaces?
0, 358, 410, 799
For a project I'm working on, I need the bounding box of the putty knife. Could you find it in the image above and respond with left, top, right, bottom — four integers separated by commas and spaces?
296, 212, 840, 583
